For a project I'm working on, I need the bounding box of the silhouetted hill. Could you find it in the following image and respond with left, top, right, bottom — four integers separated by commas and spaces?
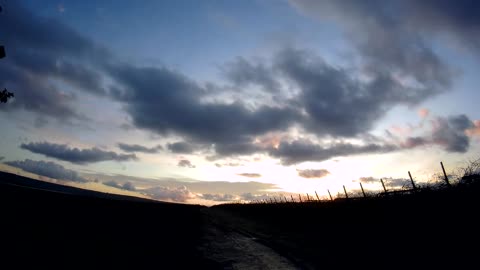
212, 181, 480, 268
0, 172, 216, 269
2, 171, 479, 269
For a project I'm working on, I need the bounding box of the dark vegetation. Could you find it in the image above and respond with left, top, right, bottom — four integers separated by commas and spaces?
212, 161, 480, 268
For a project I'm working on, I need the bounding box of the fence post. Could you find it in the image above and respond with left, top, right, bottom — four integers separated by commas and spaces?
273, 197, 278, 203
408, 171, 417, 190
298, 194, 303, 203
440, 161, 451, 187
306, 193, 310, 201
291, 194, 295, 203
343, 185, 349, 199
327, 189, 333, 201
270, 198, 274, 204
315, 191, 320, 201
360, 182, 366, 198
380, 178, 387, 193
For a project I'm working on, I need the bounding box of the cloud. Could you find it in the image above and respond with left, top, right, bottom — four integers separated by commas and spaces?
237, 173, 261, 178
289, 0, 453, 88
400, 114, 474, 153
431, 115, 473, 152
143, 185, 195, 202
269, 140, 397, 165
21, 141, 137, 164
466, 120, 480, 137
107, 63, 300, 147
221, 56, 280, 92
167, 142, 197, 154
200, 193, 238, 202
5, 159, 86, 182
103, 180, 136, 191
0, 2, 109, 120
117, 143, 162, 153
0, 156, 4, 161
358, 176, 410, 189
418, 108, 430, 118
177, 159, 195, 168
276, 48, 449, 137
215, 162, 242, 168
297, 169, 330, 178
401, 137, 429, 149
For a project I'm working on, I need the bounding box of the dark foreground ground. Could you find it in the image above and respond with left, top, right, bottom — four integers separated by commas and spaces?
1, 171, 479, 269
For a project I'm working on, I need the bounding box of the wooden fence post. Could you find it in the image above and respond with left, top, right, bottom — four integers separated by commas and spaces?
343, 185, 349, 199
298, 194, 303, 203
408, 171, 417, 190
327, 189, 333, 201
440, 161, 451, 187
306, 193, 310, 201
291, 194, 295, 203
315, 191, 320, 201
360, 182, 366, 198
380, 178, 387, 193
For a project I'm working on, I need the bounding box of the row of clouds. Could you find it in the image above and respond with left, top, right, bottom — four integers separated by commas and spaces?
17, 112, 480, 166
1, 1, 480, 165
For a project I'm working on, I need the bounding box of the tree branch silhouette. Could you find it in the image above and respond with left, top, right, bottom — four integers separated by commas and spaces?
0, 4, 14, 104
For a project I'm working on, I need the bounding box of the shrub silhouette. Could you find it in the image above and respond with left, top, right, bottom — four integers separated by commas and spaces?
0, 89, 14, 103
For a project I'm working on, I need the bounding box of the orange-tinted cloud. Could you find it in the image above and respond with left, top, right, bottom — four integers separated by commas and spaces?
418, 108, 430, 118
466, 120, 480, 137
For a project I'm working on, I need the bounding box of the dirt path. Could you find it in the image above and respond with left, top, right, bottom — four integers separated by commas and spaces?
199, 208, 299, 270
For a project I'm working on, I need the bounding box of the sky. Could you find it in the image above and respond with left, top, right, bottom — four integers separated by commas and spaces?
1, 0, 480, 205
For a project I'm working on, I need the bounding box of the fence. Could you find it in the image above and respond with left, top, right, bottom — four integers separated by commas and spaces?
239, 161, 455, 205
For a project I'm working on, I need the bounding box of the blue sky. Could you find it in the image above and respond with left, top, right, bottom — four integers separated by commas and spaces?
1, 0, 480, 204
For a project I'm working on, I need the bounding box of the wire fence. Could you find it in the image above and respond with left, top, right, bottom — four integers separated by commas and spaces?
229, 161, 479, 205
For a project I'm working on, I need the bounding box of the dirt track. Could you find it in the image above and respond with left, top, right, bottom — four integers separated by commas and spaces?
200, 208, 299, 270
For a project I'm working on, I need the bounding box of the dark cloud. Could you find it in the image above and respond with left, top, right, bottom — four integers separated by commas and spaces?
167, 142, 197, 154
177, 159, 195, 168
117, 143, 162, 153
21, 141, 137, 164
143, 186, 195, 202
297, 169, 330, 179
237, 173, 261, 178
0, 2, 109, 120
289, 0, 454, 87
431, 115, 473, 152
400, 114, 474, 153
221, 56, 280, 92
107, 64, 300, 146
270, 140, 397, 165
5, 159, 86, 182
274, 48, 449, 137
103, 180, 136, 191
403, 0, 480, 53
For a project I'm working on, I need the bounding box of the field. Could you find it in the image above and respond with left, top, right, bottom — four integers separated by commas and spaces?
1, 170, 479, 269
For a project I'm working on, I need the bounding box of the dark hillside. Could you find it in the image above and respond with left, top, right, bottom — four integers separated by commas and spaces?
0, 172, 215, 269
212, 181, 480, 268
